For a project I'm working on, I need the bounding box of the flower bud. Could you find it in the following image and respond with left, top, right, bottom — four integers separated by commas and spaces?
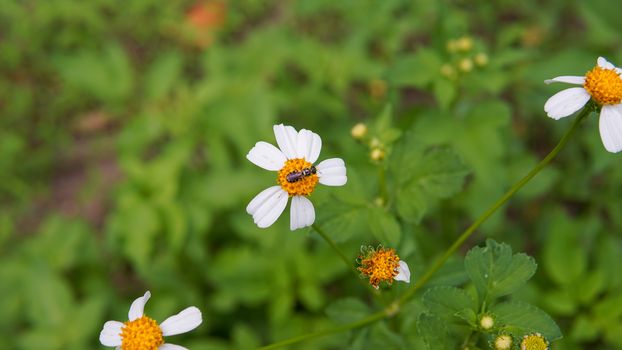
458, 58, 473, 72
479, 314, 494, 330
474, 53, 489, 67
440, 64, 457, 79
370, 148, 385, 161
351, 123, 368, 139
493, 334, 513, 350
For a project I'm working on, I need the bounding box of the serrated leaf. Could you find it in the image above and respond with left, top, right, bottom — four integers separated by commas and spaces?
492, 300, 562, 341
422, 286, 476, 324
390, 137, 469, 223
325, 298, 371, 324
455, 309, 477, 327
417, 313, 456, 350
464, 239, 537, 303
367, 207, 402, 246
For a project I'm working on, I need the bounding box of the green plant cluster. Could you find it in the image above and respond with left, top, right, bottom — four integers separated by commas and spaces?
1, 0, 622, 349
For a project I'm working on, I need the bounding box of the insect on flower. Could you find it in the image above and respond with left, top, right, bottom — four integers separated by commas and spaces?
246, 124, 347, 230
285, 165, 317, 183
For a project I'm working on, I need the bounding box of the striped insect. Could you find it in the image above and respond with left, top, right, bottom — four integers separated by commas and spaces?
286, 166, 317, 183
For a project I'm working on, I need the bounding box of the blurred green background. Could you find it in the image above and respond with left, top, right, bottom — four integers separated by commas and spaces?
1, 0, 622, 349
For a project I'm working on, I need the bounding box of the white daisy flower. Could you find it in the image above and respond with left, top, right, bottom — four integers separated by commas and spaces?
544, 56, 622, 153
99, 291, 202, 350
246, 124, 347, 230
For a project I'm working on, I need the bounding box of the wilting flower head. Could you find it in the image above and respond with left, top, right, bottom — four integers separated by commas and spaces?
246, 124, 347, 230
520, 333, 549, 350
356, 245, 410, 289
99, 291, 202, 350
544, 57, 622, 152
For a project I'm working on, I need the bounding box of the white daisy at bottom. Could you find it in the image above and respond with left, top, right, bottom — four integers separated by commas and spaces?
544, 56, 622, 153
99, 291, 202, 350
246, 124, 347, 230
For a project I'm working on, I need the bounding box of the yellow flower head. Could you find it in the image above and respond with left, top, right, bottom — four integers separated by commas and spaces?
357, 246, 410, 289
520, 333, 549, 350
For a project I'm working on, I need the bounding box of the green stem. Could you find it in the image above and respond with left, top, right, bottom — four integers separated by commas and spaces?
258, 312, 387, 350
397, 105, 589, 305
378, 164, 388, 203
260, 108, 589, 349
312, 223, 352, 268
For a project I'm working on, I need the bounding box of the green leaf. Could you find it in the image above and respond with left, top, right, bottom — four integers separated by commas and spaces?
367, 206, 402, 246
390, 134, 469, 224
433, 79, 457, 109
388, 48, 442, 87
325, 298, 371, 324
464, 239, 537, 302
422, 286, 476, 324
492, 300, 562, 341
144, 51, 183, 100
543, 212, 587, 286
417, 313, 456, 350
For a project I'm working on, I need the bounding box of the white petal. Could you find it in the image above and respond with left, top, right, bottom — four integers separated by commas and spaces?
159, 344, 188, 350
99, 320, 123, 347
246, 141, 287, 171
290, 196, 315, 230
544, 87, 590, 120
246, 186, 289, 228
316, 158, 347, 186
599, 105, 622, 153
128, 291, 151, 321
273, 124, 298, 159
544, 76, 585, 85
160, 306, 202, 337
296, 129, 322, 164
394, 260, 411, 283
598, 56, 615, 70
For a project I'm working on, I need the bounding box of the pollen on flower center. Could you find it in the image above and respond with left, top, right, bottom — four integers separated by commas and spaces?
520, 333, 549, 350
121, 316, 164, 350
277, 158, 319, 196
357, 246, 401, 289
584, 66, 622, 105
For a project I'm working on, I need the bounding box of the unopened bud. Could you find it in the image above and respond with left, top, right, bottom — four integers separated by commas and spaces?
479, 314, 494, 330
351, 123, 368, 139
474, 53, 489, 67
440, 64, 457, 79
493, 334, 513, 350
456, 36, 473, 51
458, 58, 473, 72
370, 148, 385, 161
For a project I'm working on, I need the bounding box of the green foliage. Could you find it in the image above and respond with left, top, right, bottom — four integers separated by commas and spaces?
465, 239, 537, 303
1, 0, 622, 349
418, 240, 558, 349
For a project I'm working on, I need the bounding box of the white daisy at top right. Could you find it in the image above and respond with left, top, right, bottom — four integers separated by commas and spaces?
544, 56, 622, 153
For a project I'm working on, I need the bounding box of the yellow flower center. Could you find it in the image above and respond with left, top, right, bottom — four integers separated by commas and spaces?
584, 66, 622, 105
520, 333, 548, 350
121, 316, 164, 350
277, 158, 319, 196
357, 247, 400, 289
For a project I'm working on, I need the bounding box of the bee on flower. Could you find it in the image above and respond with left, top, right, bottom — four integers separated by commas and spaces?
246, 124, 347, 230
99, 291, 202, 350
544, 57, 622, 153
356, 245, 410, 289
